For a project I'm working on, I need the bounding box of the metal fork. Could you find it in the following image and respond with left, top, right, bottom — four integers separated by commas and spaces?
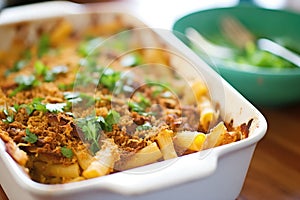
185, 27, 234, 59
221, 16, 300, 67
221, 16, 255, 48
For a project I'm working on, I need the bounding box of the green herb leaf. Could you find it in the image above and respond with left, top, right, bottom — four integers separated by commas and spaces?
128, 93, 151, 115
120, 53, 143, 67
64, 92, 81, 101
76, 111, 120, 154
44, 71, 55, 82
46, 103, 67, 113
5, 60, 27, 77
38, 34, 50, 58
10, 75, 40, 97
75, 70, 97, 86
24, 128, 38, 143
58, 83, 74, 91
32, 98, 47, 112
34, 61, 48, 76
61, 146, 73, 158
101, 110, 120, 132
51, 65, 68, 74
15, 75, 37, 86
21, 98, 47, 115
76, 116, 102, 154
63, 92, 95, 112
99, 68, 121, 91
34, 61, 60, 82
128, 101, 144, 113
136, 122, 152, 131
2, 108, 14, 124
78, 37, 103, 57
13, 104, 20, 112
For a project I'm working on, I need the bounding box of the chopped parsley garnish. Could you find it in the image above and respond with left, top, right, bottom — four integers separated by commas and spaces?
9, 75, 40, 97
46, 103, 67, 113
63, 92, 81, 102
136, 122, 152, 131
63, 92, 96, 111
38, 34, 50, 58
58, 83, 74, 91
101, 110, 120, 132
5, 60, 27, 77
120, 53, 143, 67
2, 108, 15, 124
24, 128, 38, 144
128, 93, 151, 115
75, 69, 98, 86
21, 98, 47, 115
34, 61, 48, 76
13, 104, 20, 112
21, 98, 67, 115
152, 85, 165, 97
79, 57, 97, 69
5, 50, 31, 77
61, 146, 73, 158
128, 101, 145, 113
76, 110, 120, 154
99, 68, 121, 91
76, 116, 102, 154
51, 65, 68, 74
34, 61, 68, 82
78, 37, 103, 57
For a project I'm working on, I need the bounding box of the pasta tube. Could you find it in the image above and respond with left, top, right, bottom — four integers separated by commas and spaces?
5, 140, 28, 166
174, 131, 206, 152
50, 20, 73, 46
192, 80, 208, 102
34, 162, 80, 178
203, 121, 227, 149
198, 96, 219, 132
119, 142, 162, 171
73, 148, 93, 170
156, 129, 178, 160
83, 139, 120, 179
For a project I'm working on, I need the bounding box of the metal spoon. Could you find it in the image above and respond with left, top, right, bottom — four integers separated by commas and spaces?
185, 27, 234, 59
257, 38, 300, 67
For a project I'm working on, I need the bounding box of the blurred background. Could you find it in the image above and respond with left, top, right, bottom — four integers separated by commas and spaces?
1, 0, 300, 10
0, 0, 299, 200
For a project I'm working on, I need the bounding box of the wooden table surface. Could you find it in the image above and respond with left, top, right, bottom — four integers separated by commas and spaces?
1, 1, 300, 199
238, 104, 300, 200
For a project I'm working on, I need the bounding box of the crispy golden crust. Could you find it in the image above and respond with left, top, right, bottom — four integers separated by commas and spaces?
0, 16, 251, 184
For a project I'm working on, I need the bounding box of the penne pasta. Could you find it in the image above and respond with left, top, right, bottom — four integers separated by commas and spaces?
118, 142, 163, 171
73, 148, 94, 170
192, 80, 208, 102
34, 162, 80, 178
156, 129, 178, 160
198, 96, 219, 132
50, 20, 73, 46
174, 131, 206, 152
203, 121, 227, 149
83, 139, 120, 179
5, 140, 28, 166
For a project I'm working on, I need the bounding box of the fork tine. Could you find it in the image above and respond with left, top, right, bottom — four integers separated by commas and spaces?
221, 16, 255, 48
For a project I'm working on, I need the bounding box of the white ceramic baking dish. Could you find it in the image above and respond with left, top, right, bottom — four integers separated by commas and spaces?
0, 2, 267, 200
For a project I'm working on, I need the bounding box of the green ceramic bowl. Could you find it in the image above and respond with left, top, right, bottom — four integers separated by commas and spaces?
173, 5, 300, 107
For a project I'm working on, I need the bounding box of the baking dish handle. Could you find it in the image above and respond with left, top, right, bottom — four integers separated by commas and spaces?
100, 152, 218, 195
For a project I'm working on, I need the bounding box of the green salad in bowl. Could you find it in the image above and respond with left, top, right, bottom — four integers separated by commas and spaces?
229, 41, 299, 69
173, 5, 300, 107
